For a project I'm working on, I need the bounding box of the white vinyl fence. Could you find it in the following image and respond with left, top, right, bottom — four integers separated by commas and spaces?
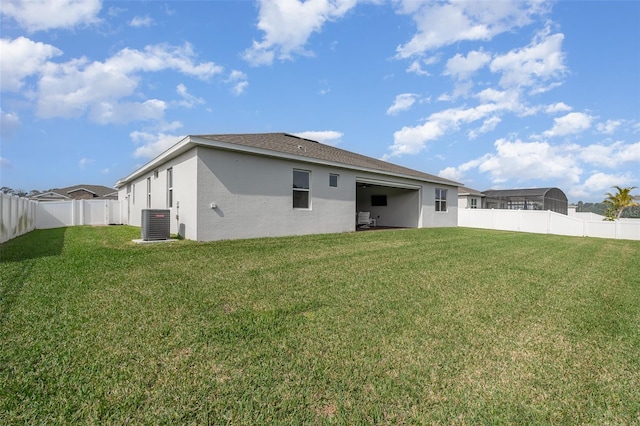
1, 193, 38, 244
1, 197, 123, 244
459, 209, 640, 241
37, 199, 122, 229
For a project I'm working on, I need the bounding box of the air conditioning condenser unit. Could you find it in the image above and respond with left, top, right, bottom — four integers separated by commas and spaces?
141, 209, 170, 241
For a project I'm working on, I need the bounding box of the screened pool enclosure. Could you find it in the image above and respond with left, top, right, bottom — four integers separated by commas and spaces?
482, 188, 568, 215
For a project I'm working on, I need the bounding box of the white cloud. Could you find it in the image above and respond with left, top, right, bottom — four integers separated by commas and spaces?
129, 16, 154, 28
78, 157, 94, 169
395, 0, 547, 58
542, 112, 592, 137
406, 60, 430, 76
226, 70, 249, 95
107, 6, 126, 17
569, 172, 636, 200
36, 43, 222, 123
596, 119, 622, 134
438, 166, 465, 182
406, 56, 439, 76
578, 141, 640, 168
292, 130, 343, 146
481, 138, 582, 184
129, 16, 153, 28
490, 30, 566, 91
444, 50, 491, 80
0, 37, 62, 92
386, 93, 418, 115
389, 100, 514, 156
468, 116, 501, 139
175, 84, 205, 108
0, 157, 12, 169
545, 102, 572, 114
1, 0, 102, 32
441, 138, 583, 186
243, 0, 358, 66
131, 131, 185, 159
90, 99, 167, 124
1, 110, 20, 138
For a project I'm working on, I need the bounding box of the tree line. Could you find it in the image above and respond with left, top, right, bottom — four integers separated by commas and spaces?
576, 186, 640, 219
0, 187, 43, 197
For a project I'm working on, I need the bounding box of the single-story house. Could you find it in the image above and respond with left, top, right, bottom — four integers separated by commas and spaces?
458, 187, 568, 215
115, 133, 461, 241
457, 186, 485, 209
30, 184, 118, 201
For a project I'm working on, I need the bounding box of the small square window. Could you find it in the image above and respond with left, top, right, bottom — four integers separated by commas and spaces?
329, 174, 338, 187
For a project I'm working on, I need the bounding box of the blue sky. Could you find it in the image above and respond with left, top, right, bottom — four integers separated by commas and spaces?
1, 0, 638, 202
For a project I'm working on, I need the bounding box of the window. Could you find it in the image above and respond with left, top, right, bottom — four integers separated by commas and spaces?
435, 188, 447, 212
132, 183, 135, 204
293, 169, 310, 209
146, 177, 151, 208
167, 168, 173, 208
470, 198, 477, 209
329, 173, 338, 188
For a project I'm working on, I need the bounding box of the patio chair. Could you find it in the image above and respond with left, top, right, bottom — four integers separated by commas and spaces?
356, 211, 376, 228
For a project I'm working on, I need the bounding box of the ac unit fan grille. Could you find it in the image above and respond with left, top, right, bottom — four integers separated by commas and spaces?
141, 209, 170, 241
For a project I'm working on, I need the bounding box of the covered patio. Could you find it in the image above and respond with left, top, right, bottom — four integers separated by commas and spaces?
355, 180, 421, 229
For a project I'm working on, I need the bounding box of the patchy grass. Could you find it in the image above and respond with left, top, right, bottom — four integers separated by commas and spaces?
1, 226, 639, 424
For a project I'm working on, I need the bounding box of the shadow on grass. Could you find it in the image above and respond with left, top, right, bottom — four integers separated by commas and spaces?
0, 227, 67, 263
0, 228, 67, 325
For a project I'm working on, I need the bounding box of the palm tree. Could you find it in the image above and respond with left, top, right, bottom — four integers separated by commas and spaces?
603, 186, 639, 220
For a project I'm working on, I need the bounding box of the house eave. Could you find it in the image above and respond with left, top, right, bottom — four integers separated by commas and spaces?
115, 135, 193, 188
190, 135, 460, 187
115, 134, 462, 188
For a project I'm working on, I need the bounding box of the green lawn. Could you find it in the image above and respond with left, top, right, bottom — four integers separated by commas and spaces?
1, 226, 639, 424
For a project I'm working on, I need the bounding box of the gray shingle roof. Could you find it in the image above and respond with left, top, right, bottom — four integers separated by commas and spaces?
194, 133, 460, 186
458, 186, 484, 196
31, 184, 117, 200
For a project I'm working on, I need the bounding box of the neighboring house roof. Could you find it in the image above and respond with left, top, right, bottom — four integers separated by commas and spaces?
458, 186, 485, 197
30, 184, 118, 200
116, 132, 462, 188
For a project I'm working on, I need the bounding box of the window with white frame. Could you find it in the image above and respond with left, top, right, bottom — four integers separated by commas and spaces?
293, 169, 310, 209
167, 168, 173, 208
146, 177, 151, 208
329, 173, 338, 188
435, 188, 447, 212
132, 183, 135, 204
470, 198, 477, 209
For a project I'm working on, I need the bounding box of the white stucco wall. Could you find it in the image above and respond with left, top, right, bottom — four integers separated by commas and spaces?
118, 150, 198, 238
194, 147, 355, 241
118, 145, 458, 242
458, 195, 481, 210
420, 184, 458, 228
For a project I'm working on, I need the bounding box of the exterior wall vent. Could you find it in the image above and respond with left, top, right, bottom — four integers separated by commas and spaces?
141, 209, 170, 241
